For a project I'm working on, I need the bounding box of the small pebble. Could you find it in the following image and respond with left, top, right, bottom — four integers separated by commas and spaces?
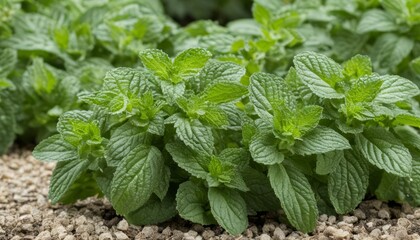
184, 230, 198, 237
35, 231, 51, 240
327, 215, 336, 224
273, 227, 285, 240
378, 209, 391, 219
63, 236, 75, 240
262, 223, 275, 234
382, 224, 391, 231
114, 231, 129, 240
343, 216, 358, 224
353, 209, 366, 220
99, 232, 113, 240
394, 229, 408, 239
116, 219, 129, 231
397, 218, 411, 228
141, 226, 156, 238
259, 233, 271, 240
369, 229, 381, 238
414, 209, 420, 219
324, 226, 350, 238
319, 214, 328, 222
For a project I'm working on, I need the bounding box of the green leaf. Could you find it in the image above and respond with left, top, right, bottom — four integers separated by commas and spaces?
208, 187, 248, 235
106, 122, 150, 166
393, 114, 420, 128
139, 49, 172, 81
57, 110, 102, 148
166, 142, 209, 179
376, 152, 420, 206
153, 166, 170, 201
372, 75, 419, 104
175, 118, 214, 155
381, 0, 409, 18
176, 181, 216, 225
49, 159, 90, 204
0, 48, 17, 78
342, 54, 372, 79
249, 72, 287, 119
249, 132, 284, 165
253, 3, 271, 26
394, 126, 420, 150
241, 168, 280, 212
268, 164, 318, 233
102, 68, 149, 95
371, 34, 414, 72
273, 105, 323, 139
202, 82, 248, 104
0, 33, 69, 61
110, 145, 163, 215
29, 58, 57, 95
293, 51, 344, 99
196, 61, 245, 92
294, 127, 351, 155
316, 150, 344, 175
126, 194, 177, 225
355, 127, 412, 177
356, 10, 398, 34
173, 48, 212, 78
33, 135, 78, 162
218, 148, 249, 170
346, 76, 383, 104
58, 172, 102, 204
0, 97, 15, 155
328, 150, 369, 214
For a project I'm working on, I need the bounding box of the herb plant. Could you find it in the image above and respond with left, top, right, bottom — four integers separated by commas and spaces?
33, 49, 420, 234
2, 0, 420, 235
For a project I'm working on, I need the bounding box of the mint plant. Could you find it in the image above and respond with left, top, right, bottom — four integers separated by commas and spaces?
2, 0, 420, 235
33, 49, 420, 234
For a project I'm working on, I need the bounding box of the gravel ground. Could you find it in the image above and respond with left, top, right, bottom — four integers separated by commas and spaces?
1, 150, 420, 240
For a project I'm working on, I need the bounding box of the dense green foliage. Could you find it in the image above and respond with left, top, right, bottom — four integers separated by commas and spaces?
2, 0, 420, 235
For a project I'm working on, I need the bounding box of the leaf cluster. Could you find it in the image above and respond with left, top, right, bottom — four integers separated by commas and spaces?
1, 0, 420, 235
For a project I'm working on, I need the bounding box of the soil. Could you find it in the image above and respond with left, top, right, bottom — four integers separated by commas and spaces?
1, 150, 420, 240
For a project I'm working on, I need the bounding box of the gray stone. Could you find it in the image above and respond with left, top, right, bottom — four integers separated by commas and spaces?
378, 209, 391, 219
343, 216, 358, 224
35, 231, 52, 240
114, 231, 129, 240
116, 219, 129, 231
259, 233, 271, 240
99, 232, 113, 240
273, 227, 285, 240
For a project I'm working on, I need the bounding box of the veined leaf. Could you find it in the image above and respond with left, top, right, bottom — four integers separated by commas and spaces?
33, 135, 78, 162
294, 127, 351, 155
268, 164, 318, 233
139, 49, 172, 81
175, 117, 214, 155
173, 48, 212, 77
356, 9, 398, 34
166, 142, 209, 179
249, 72, 287, 119
372, 75, 419, 104
328, 150, 369, 214
110, 145, 163, 215
355, 127, 412, 177
249, 132, 284, 165
49, 159, 90, 204
342, 54, 372, 79
293, 51, 344, 99
208, 187, 248, 235
316, 150, 344, 175
176, 181, 216, 225
202, 82, 248, 104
